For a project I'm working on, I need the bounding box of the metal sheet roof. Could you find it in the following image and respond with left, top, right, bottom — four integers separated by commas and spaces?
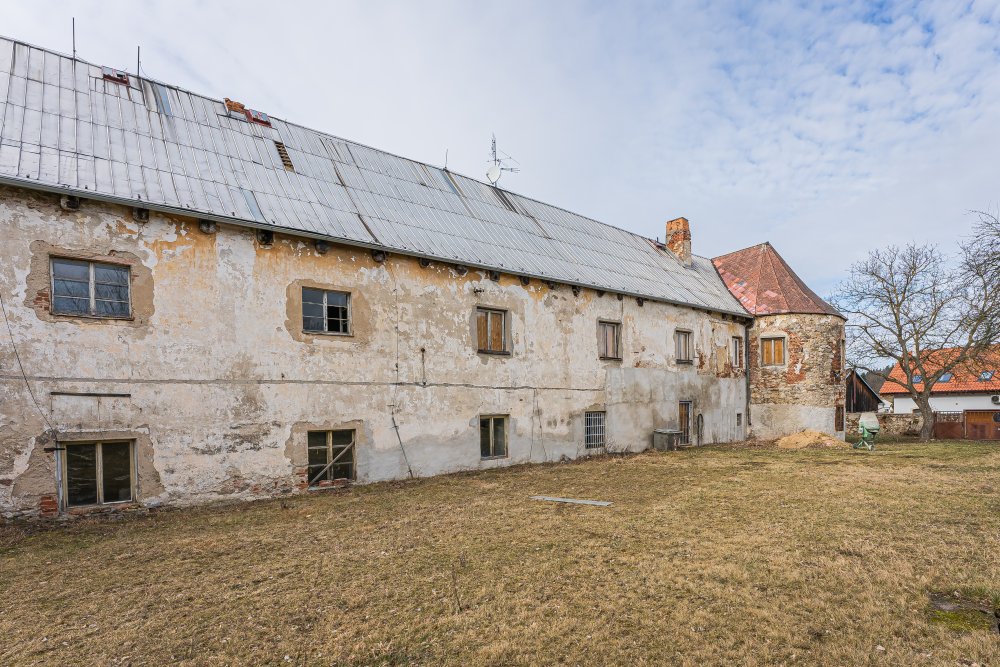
0, 36, 746, 316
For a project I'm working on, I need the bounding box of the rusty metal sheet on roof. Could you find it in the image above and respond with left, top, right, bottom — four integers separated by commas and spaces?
0, 35, 744, 315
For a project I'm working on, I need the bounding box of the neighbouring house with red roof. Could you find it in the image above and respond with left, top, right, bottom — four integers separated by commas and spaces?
880, 345, 1000, 415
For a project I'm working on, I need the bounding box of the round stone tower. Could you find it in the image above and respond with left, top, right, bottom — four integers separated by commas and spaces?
713, 243, 846, 439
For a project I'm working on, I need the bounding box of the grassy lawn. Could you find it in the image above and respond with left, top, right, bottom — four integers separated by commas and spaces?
2, 442, 999, 666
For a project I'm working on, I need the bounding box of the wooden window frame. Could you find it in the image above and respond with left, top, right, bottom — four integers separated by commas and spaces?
760, 336, 786, 366
306, 430, 356, 486
60, 440, 136, 508
597, 320, 622, 360
584, 411, 606, 449
50, 257, 133, 320
732, 336, 744, 369
675, 330, 693, 365
476, 307, 509, 355
479, 415, 509, 459
302, 288, 352, 336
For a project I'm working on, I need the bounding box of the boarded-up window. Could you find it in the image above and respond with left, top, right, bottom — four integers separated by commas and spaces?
480, 415, 507, 458
675, 330, 692, 364
63, 441, 134, 507
598, 321, 621, 359
761, 337, 785, 366
302, 288, 351, 335
476, 307, 507, 353
307, 430, 355, 485
51, 258, 131, 318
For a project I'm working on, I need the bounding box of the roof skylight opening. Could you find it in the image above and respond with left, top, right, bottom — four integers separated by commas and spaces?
102, 66, 129, 85
937, 372, 953, 383
979, 370, 995, 381
246, 109, 271, 127
913, 374, 923, 383
152, 83, 172, 116
274, 141, 294, 171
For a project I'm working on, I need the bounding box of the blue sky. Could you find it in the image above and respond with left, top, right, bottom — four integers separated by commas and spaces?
5, 0, 1000, 296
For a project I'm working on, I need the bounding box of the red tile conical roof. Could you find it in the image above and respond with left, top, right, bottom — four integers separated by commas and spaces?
712, 243, 843, 318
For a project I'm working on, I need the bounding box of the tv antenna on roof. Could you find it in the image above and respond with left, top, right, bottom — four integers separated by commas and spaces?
486, 133, 519, 185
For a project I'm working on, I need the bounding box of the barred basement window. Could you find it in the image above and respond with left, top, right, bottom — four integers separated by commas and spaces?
302, 288, 351, 335
678, 401, 692, 444
480, 415, 508, 459
675, 330, 693, 364
63, 441, 134, 507
598, 321, 621, 359
51, 258, 131, 318
761, 336, 785, 366
585, 411, 606, 449
476, 307, 508, 354
736, 412, 743, 427
307, 430, 355, 485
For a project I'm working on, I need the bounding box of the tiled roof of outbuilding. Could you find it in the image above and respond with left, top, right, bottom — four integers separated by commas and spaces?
712, 243, 843, 318
0, 36, 746, 316
880, 345, 1000, 395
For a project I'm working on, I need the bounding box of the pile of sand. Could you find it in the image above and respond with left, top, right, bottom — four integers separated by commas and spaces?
775, 429, 846, 450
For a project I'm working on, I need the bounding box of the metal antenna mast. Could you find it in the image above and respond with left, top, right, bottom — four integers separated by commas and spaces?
486, 133, 520, 185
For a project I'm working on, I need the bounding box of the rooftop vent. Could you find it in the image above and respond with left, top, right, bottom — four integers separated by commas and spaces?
102, 67, 129, 85
274, 141, 294, 171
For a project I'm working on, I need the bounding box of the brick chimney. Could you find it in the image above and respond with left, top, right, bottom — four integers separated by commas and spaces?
666, 217, 692, 266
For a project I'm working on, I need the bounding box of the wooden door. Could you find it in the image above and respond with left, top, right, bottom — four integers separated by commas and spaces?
965, 411, 1000, 440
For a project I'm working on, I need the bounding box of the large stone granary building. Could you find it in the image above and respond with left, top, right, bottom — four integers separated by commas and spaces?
0, 37, 844, 518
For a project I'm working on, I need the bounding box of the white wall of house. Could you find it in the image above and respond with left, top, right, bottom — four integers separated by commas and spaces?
891, 394, 1000, 413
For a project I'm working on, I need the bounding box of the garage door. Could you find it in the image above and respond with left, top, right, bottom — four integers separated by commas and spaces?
965, 411, 1000, 440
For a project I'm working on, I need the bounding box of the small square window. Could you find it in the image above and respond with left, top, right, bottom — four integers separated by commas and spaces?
476, 307, 508, 354
913, 374, 923, 383
307, 430, 355, 485
979, 370, 995, 382
63, 441, 134, 507
675, 330, 693, 364
598, 321, 621, 360
732, 336, 744, 368
480, 415, 508, 458
51, 257, 131, 318
761, 337, 785, 366
585, 411, 606, 449
302, 288, 351, 335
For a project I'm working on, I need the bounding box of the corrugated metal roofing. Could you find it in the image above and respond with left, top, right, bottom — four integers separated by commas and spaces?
0, 36, 746, 316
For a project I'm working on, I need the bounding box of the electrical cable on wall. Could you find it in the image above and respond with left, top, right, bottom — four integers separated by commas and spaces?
0, 291, 54, 432
384, 262, 415, 479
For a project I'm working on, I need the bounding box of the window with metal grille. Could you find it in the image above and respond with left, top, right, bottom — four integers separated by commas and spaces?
63, 441, 134, 507
51, 258, 131, 318
675, 330, 692, 364
274, 141, 294, 171
584, 411, 606, 449
598, 321, 621, 359
479, 415, 508, 458
307, 430, 355, 485
732, 336, 744, 368
761, 336, 785, 366
302, 288, 351, 335
678, 401, 692, 444
476, 307, 508, 354
736, 412, 743, 427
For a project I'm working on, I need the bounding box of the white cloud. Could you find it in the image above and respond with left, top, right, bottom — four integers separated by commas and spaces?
4, 0, 1000, 296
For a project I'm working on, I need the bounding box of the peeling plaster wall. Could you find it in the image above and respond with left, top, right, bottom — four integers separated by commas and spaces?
0, 186, 748, 517
748, 313, 846, 440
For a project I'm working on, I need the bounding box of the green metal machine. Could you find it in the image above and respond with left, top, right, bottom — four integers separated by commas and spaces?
853, 412, 880, 450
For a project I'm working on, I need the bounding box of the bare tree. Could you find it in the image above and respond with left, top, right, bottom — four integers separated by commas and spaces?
833, 233, 1000, 441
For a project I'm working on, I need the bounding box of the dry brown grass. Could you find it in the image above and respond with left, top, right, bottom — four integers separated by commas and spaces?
2, 442, 999, 666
